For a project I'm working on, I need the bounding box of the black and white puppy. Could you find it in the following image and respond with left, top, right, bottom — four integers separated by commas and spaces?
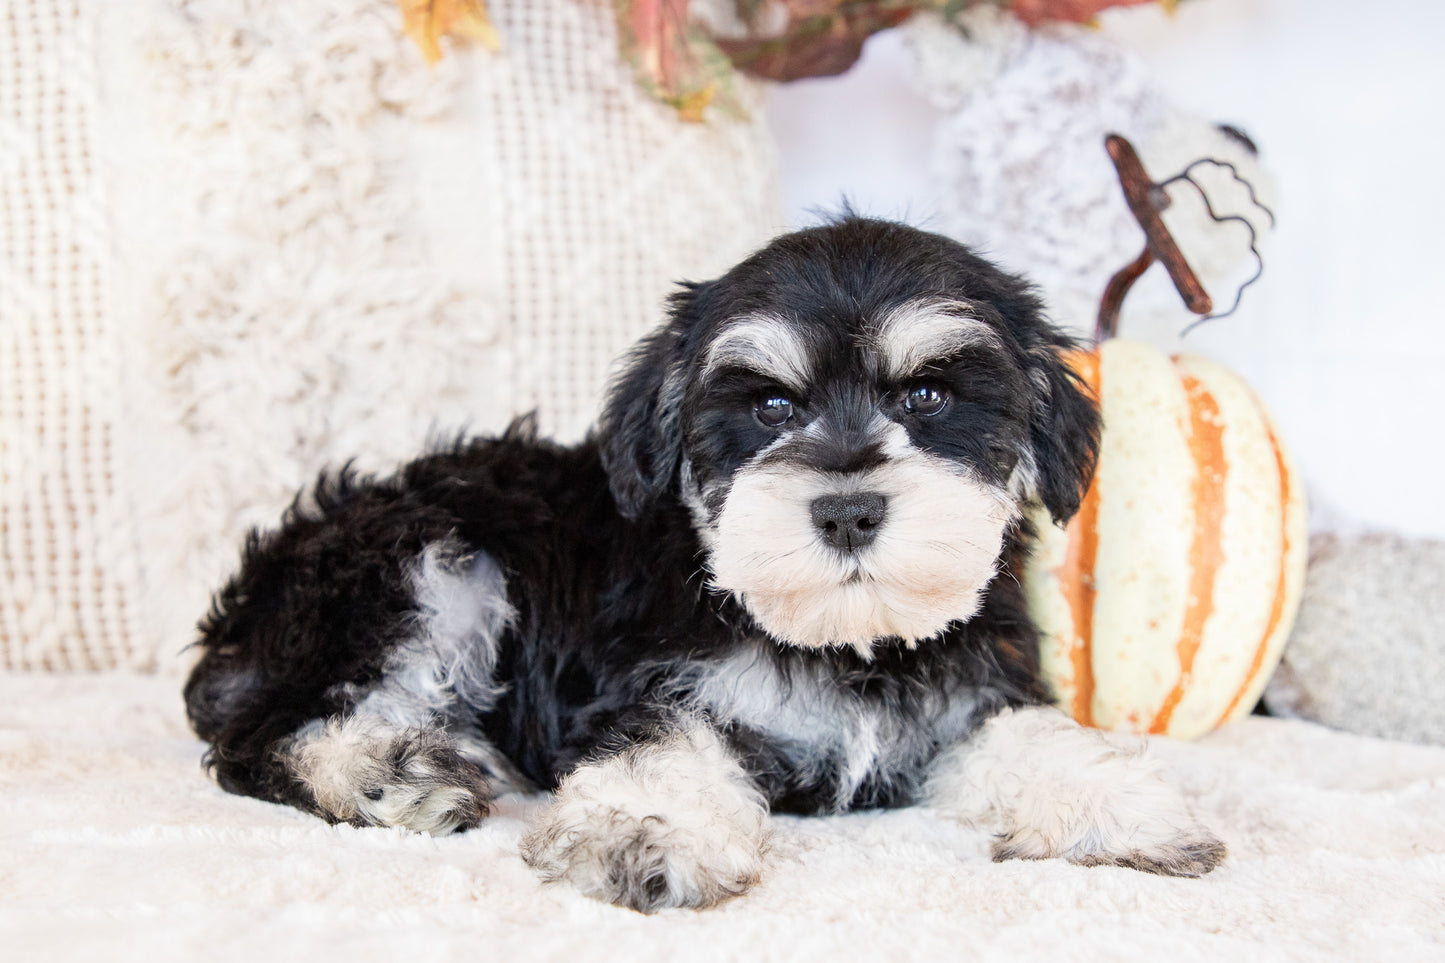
185, 217, 1225, 913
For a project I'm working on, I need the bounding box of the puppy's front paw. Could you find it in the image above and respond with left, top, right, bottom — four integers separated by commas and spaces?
521, 805, 763, 912
993, 817, 1226, 878
520, 727, 768, 912
983, 743, 1227, 877
1064, 831, 1227, 877
928, 707, 1226, 878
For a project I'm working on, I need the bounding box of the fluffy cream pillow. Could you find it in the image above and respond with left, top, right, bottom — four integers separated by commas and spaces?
0, 0, 783, 671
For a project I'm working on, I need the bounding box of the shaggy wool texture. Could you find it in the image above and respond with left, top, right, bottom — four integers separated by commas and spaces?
1264, 533, 1445, 747
3, 674, 1443, 961
1, 0, 783, 672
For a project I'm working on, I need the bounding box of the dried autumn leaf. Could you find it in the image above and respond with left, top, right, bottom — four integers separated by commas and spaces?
716, 0, 1173, 81
615, 0, 1183, 118
617, 0, 737, 121
717, 1, 919, 82
398, 0, 501, 66
1007, 0, 1156, 27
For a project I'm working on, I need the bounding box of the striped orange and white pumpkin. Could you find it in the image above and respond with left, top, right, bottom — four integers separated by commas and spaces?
1025, 339, 1308, 739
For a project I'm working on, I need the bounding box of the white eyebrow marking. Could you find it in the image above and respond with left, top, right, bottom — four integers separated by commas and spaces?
702, 314, 813, 393
870, 299, 1005, 379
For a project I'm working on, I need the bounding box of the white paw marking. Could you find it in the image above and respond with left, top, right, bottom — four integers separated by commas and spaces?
521, 725, 770, 912
926, 706, 1225, 876
286, 715, 491, 834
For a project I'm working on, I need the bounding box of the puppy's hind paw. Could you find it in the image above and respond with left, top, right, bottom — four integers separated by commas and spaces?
287, 717, 493, 834
358, 738, 493, 835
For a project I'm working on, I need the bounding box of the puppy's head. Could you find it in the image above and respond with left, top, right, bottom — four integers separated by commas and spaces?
600, 217, 1099, 654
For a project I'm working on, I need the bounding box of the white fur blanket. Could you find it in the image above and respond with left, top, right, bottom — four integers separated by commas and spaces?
3, 674, 1443, 961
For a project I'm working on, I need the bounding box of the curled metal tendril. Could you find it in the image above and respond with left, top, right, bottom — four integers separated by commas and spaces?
1156, 159, 1276, 336
1159, 157, 1277, 229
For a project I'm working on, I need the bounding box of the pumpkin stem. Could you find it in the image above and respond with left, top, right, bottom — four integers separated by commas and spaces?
1097, 135, 1276, 341
1095, 245, 1154, 343
1096, 134, 1213, 343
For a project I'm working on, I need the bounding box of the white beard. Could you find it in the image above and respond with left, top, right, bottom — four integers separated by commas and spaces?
707, 425, 1017, 655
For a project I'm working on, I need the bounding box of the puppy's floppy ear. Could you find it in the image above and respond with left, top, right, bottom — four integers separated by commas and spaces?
597, 281, 709, 520
958, 246, 1100, 524
1025, 336, 1101, 525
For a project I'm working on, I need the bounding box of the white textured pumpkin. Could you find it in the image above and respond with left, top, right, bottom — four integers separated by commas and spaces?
1025, 340, 1308, 739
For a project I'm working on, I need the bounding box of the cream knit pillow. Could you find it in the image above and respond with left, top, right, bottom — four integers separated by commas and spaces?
0, 0, 784, 671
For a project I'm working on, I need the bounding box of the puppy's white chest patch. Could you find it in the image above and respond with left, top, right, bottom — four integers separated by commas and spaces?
685, 645, 978, 810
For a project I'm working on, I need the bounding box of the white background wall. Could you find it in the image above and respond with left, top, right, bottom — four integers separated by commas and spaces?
766, 0, 1445, 538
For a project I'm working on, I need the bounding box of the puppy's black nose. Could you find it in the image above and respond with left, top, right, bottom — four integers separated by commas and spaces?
810, 492, 888, 551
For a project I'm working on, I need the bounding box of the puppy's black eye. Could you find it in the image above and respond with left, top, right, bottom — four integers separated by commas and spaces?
754, 396, 794, 428
904, 383, 950, 417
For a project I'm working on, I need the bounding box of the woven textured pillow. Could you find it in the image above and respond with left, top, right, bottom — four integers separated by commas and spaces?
0, 0, 783, 672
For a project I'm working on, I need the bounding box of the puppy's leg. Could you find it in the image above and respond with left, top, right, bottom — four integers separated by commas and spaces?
188, 532, 514, 834
925, 706, 1225, 876
521, 722, 770, 913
